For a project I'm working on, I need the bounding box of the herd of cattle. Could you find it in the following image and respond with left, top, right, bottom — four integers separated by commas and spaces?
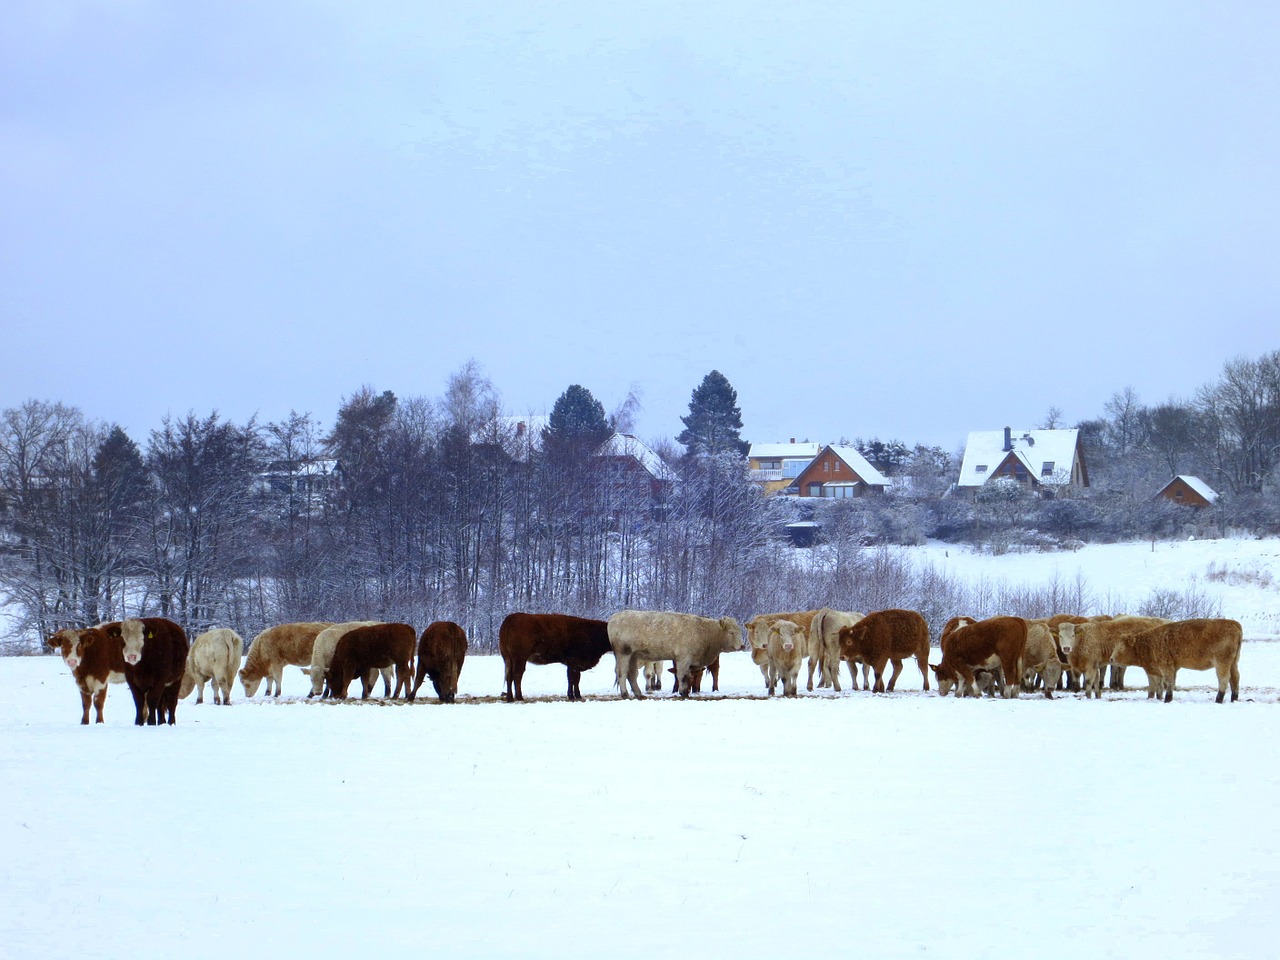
43, 606, 1245, 725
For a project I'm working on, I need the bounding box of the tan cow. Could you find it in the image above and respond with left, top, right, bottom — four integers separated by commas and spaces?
765, 620, 806, 697
239, 621, 334, 697
1020, 621, 1064, 699
610, 610, 742, 699
179, 627, 244, 705
1060, 616, 1168, 699
1111, 618, 1243, 703
745, 610, 823, 688
808, 608, 864, 691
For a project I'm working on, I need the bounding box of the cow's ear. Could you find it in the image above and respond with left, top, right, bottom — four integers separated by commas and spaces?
81, 632, 97, 648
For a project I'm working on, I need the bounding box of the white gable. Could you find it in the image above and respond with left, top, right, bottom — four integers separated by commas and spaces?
957, 428, 1080, 488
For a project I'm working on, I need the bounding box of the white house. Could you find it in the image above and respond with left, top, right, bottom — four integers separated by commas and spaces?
956, 426, 1088, 494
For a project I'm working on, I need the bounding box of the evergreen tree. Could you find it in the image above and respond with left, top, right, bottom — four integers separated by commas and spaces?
677, 370, 749, 459
543, 384, 611, 460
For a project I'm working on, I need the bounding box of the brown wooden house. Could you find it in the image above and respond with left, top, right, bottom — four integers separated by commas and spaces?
1155, 475, 1218, 509
791, 445, 889, 498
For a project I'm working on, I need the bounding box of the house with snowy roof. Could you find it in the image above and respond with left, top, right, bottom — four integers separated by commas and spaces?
956, 426, 1088, 496
748, 440, 822, 495
791, 445, 890, 498
1155, 475, 1218, 509
594, 432, 678, 500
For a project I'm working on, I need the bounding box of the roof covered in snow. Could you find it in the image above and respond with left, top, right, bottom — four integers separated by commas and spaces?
749, 441, 822, 461
826, 445, 890, 486
1162, 475, 1219, 504
596, 433, 678, 482
957, 428, 1081, 488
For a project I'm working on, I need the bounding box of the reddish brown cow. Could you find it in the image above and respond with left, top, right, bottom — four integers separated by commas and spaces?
837, 608, 932, 693
328, 623, 417, 699
411, 621, 468, 703
46, 624, 128, 724
114, 618, 190, 725
499, 612, 611, 702
931, 616, 1028, 699
1112, 618, 1243, 703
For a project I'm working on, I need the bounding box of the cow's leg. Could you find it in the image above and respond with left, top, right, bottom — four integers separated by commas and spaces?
129, 681, 147, 725
955, 664, 976, 698
1230, 657, 1241, 702
92, 686, 107, 724
79, 687, 92, 725
827, 649, 842, 692
885, 658, 904, 693
628, 656, 646, 698
917, 652, 930, 691
709, 660, 720, 693
846, 659, 860, 691
806, 655, 818, 692
567, 667, 582, 700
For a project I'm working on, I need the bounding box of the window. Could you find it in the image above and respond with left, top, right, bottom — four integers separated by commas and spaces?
834, 461, 841, 472
761, 459, 782, 470
1041, 462, 1055, 477
823, 461, 830, 472
975, 465, 987, 473
808, 483, 823, 497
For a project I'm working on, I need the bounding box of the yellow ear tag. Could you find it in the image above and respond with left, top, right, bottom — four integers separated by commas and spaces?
147, 631, 153, 639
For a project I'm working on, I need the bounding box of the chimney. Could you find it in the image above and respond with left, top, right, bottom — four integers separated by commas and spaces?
1003, 426, 1012, 452
790, 437, 796, 444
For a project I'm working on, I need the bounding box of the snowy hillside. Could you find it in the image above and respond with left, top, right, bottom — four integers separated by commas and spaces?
901, 536, 1280, 639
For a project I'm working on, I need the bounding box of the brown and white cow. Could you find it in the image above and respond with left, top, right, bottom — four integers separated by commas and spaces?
411, 621, 468, 703
46, 624, 128, 724
115, 617, 190, 725
931, 616, 1027, 699
499, 612, 612, 702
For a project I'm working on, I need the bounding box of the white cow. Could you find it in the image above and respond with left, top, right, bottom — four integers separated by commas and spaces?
179, 627, 244, 705
765, 619, 805, 697
609, 610, 742, 698
308, 621, 382, 697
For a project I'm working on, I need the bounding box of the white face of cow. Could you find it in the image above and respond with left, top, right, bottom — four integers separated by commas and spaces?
770, 622, 798, 652
52, 630, 83, 670
1058, 622, 1076, 653
120, 620, 147, 665
240, 669, 263, 698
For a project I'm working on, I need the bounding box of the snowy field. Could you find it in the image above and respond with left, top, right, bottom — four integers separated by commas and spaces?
6, 537, 1280, 959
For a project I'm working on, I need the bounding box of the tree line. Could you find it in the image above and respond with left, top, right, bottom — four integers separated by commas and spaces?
2, 352, 1277, 653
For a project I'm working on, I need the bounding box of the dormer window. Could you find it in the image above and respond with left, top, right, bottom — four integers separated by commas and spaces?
975, 465, 987, 473
1041, 462, 1055, 477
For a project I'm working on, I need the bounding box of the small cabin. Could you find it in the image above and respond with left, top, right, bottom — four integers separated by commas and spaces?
1155, 475, 1218, 509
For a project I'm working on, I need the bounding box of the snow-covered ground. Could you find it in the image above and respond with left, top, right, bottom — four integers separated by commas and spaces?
5, 538, 1280, 959
905, 535, 1280, 639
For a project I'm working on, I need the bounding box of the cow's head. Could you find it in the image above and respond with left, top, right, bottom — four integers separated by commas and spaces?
931, 662, 960, 697
769, 620, 800, 653
1057, 622, 1076, 653
837, 623, 860, 659
47, 629, 87, 669
120, 619, 149, 665
239, 667, 264, 698
718, 618, 743, 653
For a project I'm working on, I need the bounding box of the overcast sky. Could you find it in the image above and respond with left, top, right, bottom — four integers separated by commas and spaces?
3, 2, 1277, 454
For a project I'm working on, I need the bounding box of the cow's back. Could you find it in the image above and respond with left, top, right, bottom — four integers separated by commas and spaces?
501, 612, 610, 668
